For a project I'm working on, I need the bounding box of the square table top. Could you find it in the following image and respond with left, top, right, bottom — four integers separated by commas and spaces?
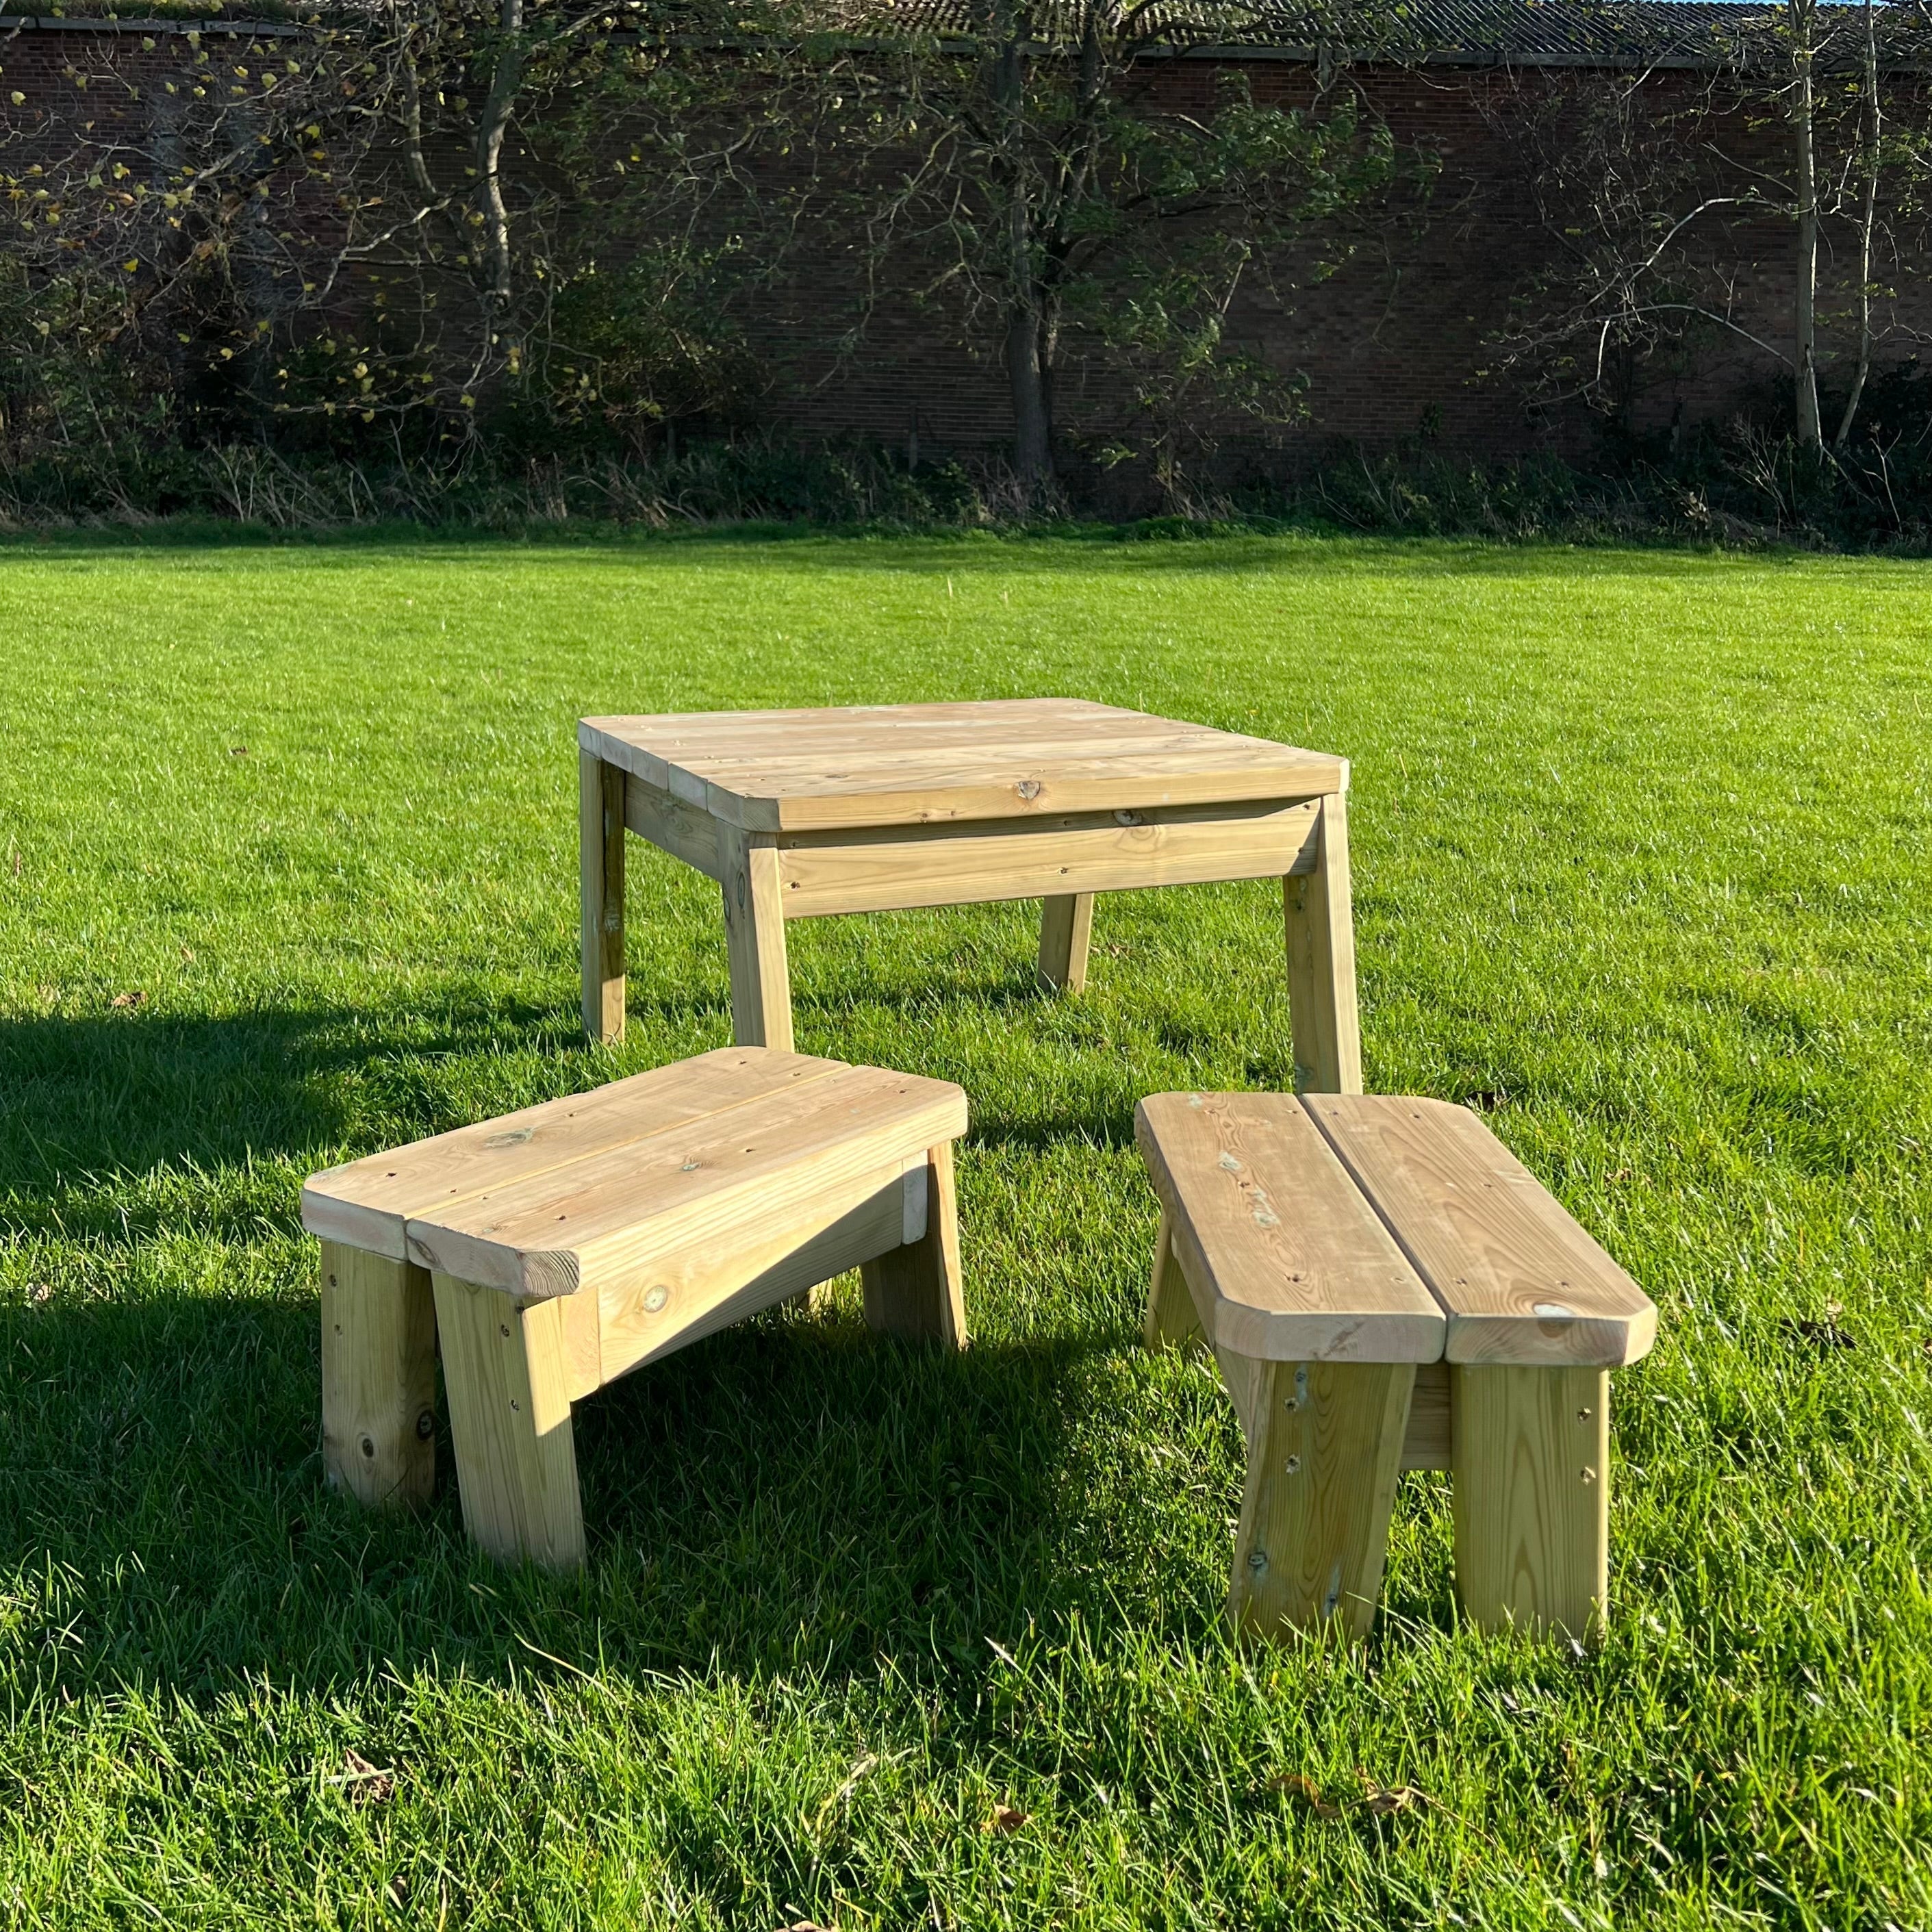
579, 698, 1345, 832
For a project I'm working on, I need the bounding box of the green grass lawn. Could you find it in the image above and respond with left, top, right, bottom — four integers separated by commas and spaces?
0, 531, 1927, 1930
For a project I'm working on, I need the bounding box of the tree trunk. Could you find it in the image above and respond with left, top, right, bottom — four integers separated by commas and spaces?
993, 21, 1052, 492
1005, 276, 1052, 489
475, 0, 527, 363
1790, 0, 1822, 448
1834, 0, 1880, 448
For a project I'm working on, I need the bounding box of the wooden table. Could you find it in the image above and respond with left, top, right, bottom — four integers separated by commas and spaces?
579, 698, 1362, 1092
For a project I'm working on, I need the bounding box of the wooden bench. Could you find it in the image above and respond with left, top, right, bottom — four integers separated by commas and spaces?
302, 1047, 968, 1569
1136, 1091, 1657, 1641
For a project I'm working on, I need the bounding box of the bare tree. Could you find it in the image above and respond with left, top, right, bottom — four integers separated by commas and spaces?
785, 0, 1412, 502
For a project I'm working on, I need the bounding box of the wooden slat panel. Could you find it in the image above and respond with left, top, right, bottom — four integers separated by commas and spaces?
624, 773, 723, 880
1401, 1359, 1451, 1471
406, 1066, 968, 1299
301, 1049, 844, 1259
1135, 1092, 1445, 1364
1301, 1096, 1657, 1368
595, 1160, 916, 1386
777, 798, 1321, 917
580, 704, 1344, 832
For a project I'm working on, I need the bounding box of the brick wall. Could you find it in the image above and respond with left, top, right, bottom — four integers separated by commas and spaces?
2, 18, 1918, 466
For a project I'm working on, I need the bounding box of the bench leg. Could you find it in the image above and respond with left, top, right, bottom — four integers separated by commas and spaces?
1451, 1365, 1609, 1640
321, 1241, 437, 1509
1282, 792, 1362, 1095
1228, 1360, 1414, 1642
861, 1142, 967, 1347
581, 750, 627, 1045
1037, 893, 1094, 994
433, 1274, 586, 1571
720, 827, 795, 1053
1142, 1208, 1203, 1354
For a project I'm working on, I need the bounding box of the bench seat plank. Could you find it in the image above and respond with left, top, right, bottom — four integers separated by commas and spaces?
1301, 1095, 1657, 1367
301, 1048, 846, 1261
410, 1064, 963, 1299
1134, 1092, 1447, 1364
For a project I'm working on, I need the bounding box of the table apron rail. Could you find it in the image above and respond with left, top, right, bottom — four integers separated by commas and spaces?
773, 796, 1322, 918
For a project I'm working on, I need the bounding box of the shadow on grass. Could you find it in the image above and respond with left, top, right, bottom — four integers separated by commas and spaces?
0, 1284, 1199, 1700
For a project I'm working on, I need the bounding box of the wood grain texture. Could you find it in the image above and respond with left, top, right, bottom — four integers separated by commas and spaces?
774, 798, 1320, 918
624, 772, 723, 881
320, 1241, 437, 1510
859, 1140, 967, 1347
1401, 1359, 1452, 1471
433, 1273, 585, 1571
405, 1064, 968, 1300
1282, 792, 1362, 1095
598, 1160, 918, 1383
1142, 1207, 1205, 1355
1227, 1359, 1416, 1641
1451, 1364, 1610, 1638
720, 827, 793, 1051
1037, 892, 1093, 994
580, 701, 1344, 832
1134, 1091, 1445, 1364
303, 1048, 843, 1260
580, 750, 627, 1045
1301, 1095, 1657, 1367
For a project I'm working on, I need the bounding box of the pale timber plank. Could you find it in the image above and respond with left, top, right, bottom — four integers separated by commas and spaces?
580, 750, 627, 1044
1282, 792, 1362, 1095
1134, 1092, 1445, 1364
1142, 1207, 1204, 1354
301, 1048, 844, 1260
1402, 1359, 1452, 1471
581, 704, 1343, 832
1300, 1095, 1657, 1367
720, 828, 793, 1050
624, 772, 724, 880
433, 1273, 585, 1571
860, 1141, 967, 1346
1037, 893, 1094, 993
320, 1241, 437, 1510
407, 1066, 969, 1300
1228, 1359, 1416, 1641
596, 1158, 917, 1384
1451, 1364, 1610, 1638
777, 798, 1321, 918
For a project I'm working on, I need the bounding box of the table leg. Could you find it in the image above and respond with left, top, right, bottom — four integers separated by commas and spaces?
580, 750, 627, 1045
1037, 893, 1094, 994
1282, 791, 1362, 1094
720, 828, 795, 1052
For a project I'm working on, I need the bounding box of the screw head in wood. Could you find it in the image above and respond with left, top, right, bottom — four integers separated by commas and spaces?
1247, 1549, 1269, 1573
1284, 1455, 1301, 1475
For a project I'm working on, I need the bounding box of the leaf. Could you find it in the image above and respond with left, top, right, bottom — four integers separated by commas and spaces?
1778, 1317, 1855, 1351
111, 989, 145, 1008
1268, 1772, 1340, 1817
1357, 1769, 1429, 1814
984, 1804, 1028, 1834
338, 1748, 394, 1805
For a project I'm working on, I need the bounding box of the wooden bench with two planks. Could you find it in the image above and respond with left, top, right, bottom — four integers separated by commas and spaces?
1137, 1089, 1657, 1642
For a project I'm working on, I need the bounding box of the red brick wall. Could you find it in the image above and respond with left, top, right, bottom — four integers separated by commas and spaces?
2, 21, 1916, 466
